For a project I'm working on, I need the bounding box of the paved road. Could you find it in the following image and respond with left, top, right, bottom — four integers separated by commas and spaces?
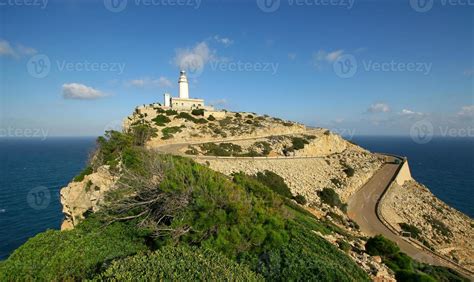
347, 161, 473, 279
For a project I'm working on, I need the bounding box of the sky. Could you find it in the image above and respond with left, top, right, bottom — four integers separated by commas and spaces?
0, 0, 472, 137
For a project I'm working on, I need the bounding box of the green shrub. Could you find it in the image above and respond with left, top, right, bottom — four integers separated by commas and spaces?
165, 109, 177, 116
255, 170, 293, 199
191, 109, 205, 116
128, 123, 158, 146
200, 142, 242, 156
207, 115, 216, 121
245, 119, 253, 124
152, 114, 171, 126
97, 245, 263, 281
395, 270, 436, 282
161, 126, 182, 139
0, 220, 148, 281
246, 114, 253, 119
424, 216, 452, 237
399, 223, 422, 240
235, 113, 242, 118
365, 235, 400, 257
73, 166, 93, 182
291, 137, 309, 150
293, 194, 307, 205
337, 239, 351, 252
318, 188, 346, 211
343, 164, 355, 177
195, 118, 208, 124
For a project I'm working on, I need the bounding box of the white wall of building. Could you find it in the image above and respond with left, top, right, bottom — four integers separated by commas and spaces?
178, 70, 189, 99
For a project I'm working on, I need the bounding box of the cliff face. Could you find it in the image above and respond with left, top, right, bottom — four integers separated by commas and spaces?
60, 165, 118, 230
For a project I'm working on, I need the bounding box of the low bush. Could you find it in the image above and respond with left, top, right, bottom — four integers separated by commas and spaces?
165, 109, 178, 116
152, 114, 171, 126
337, 239, 351, 252
291, 137, 309, 150
399, 223, 422, 240
0, 220, 148, 281
191, 109, 205, 116
128, 123, 158, 146
96, 245, 263, 281
365, 235, 400, 257
255, 170, 293, 199
207, 115, 216, 121
343, 164, 355, 177
161, 126, 182, 140
293, 194, 307, 205
318, 188, 346, 211
200, 142, 242, 156
73, 166, 93, 182
235, 113, 242, 118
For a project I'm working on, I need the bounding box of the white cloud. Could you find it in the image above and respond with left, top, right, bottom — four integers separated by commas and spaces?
312, 49, 344, 69
400, 109, 423, 116
127, 76, 173, 88
0, 39, 37, 58
213, 35, 233, 47
173, 41, 217, 74
367, 103, 390, 113
62, 83, 106, 100
457, 105, 474, 119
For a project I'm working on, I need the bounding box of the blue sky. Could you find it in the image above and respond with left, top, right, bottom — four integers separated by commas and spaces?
0, 0, 472, 137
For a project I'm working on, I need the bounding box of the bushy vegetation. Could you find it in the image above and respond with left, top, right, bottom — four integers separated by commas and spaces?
97, 245, 263, 281
200, 142, 242, 156
290, 137, 309, 150
424, 215, 452, 237
207, 114, 216, 121
343, 164, 355, 177
73, 166, 93, 182
254, 170, 293, 198
161, 126, 183, 139
293, 194, 307, 205
191, 108, 205, 116
318, 188, 347, 212
365, 235, 467, 282
399, 223, 422, 239
0, 219, 148, 281
176, 112, 207, 124
152, 114, 171, 126
165, 109, 178, 116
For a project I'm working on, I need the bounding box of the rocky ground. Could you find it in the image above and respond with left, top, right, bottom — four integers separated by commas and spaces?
381, 180, 474, 272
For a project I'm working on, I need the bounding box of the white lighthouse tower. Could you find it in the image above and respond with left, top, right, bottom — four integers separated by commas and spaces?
178, 70, 189, 99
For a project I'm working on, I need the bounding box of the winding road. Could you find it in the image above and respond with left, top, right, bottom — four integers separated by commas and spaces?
347, 158, 473, 279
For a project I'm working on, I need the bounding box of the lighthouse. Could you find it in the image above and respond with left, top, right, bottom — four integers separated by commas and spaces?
163, 70, 212, 111
178, 70, 189, 99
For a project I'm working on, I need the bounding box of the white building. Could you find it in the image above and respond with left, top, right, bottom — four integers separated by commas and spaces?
164, 70, 211, 111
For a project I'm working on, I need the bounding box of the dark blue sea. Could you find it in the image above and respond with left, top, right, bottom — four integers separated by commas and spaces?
0, 136, 472, 260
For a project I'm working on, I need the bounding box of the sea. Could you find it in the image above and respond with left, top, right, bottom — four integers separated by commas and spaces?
0, 136, 472, 260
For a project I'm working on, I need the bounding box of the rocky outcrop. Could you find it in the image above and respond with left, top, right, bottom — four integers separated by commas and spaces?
381, 180, 474, 272
60, 165, 118, 230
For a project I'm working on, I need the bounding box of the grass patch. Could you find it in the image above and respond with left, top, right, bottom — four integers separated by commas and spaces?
152, 114, 171, 126
73, 166, 93, 182
161, 126, 182, 140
